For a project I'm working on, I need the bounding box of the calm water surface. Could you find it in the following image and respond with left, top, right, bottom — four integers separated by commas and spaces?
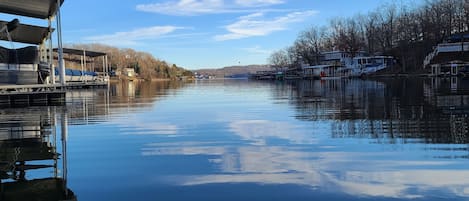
1, 78, 469, 201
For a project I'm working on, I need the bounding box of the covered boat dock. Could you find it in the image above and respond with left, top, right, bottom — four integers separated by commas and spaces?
0, 0, 108, 107
53, 47, 110, 83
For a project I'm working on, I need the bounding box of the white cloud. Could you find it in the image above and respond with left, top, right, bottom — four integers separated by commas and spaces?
136, 0, 287, 16
235, 0, 284, 7
84, 26, 184, 46
137, 0, 225, 16
214, 10, 318, 41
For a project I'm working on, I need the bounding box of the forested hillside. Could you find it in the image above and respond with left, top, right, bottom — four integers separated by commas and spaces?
65, 43, 193, 80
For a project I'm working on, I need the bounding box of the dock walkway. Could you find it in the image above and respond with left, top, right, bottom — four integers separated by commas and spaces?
0, 81, 107, 107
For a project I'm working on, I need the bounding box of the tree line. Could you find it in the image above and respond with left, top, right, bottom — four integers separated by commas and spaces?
64, 43, 193, 80
270, 0, 469, 72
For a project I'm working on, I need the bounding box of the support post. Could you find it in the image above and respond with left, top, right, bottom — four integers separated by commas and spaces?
105, 55, 108, 75
52, 107, 58, 178
81, 55, 84, 81
60, 112, 68, 197
83, 50, 87, 83
48, 18, 56, 84
56, 0, 65, 85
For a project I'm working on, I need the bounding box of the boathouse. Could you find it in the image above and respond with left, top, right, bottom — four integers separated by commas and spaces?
0, 0, 67, 85
424, 32, 469, 76
0, 1, 108, 106
53, 48, 110, 83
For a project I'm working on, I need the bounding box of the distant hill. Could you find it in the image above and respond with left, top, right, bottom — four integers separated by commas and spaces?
194, 65, 272, 77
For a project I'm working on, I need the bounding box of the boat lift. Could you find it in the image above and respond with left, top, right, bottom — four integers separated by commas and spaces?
0, 0, 66, 85
53, 47, 109, 83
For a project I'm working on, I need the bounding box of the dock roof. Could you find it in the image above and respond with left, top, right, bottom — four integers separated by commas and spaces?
54, 48, 107, 57
0, 20, 52, 44
0, 0, 64, 19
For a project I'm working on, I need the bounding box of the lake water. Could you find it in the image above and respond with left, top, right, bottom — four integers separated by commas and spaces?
1, 78, 469, 201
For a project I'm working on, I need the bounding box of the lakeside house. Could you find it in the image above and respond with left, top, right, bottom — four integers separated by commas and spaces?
112, 68, 137, 81
424, 32, 469, 76
123, 68, 136, 77
321, 51, 366, 66
254, 50, 393, 80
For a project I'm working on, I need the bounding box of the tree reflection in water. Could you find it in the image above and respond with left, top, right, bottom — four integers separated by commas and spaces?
283, 78, 469, 145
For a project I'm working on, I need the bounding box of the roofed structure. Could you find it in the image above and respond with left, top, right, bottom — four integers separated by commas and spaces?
54, 48, 107, 57
0, 0, 64, 19
0, 0, 68, 85
0, 20, 52, 44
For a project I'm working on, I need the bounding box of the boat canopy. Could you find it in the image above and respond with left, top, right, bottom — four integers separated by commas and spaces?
0, 20, 52, 44
0, 0, 64, 19
53, 48, 107, 57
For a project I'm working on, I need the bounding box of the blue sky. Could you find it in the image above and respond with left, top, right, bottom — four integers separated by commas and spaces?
2, 0, 419, 69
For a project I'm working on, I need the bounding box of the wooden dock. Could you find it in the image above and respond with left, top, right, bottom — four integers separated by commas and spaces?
0, 81, 108, 107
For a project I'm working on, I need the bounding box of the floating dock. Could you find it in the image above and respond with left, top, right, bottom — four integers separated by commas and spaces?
0, 82, 107, 107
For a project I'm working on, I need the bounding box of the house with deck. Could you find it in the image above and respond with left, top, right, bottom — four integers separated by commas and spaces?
424, 32, 469, 76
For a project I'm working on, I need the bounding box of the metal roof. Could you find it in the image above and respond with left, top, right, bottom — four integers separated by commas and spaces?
0, 20, 52, 44
0, 0, 64, 19
54, 48, 107, 57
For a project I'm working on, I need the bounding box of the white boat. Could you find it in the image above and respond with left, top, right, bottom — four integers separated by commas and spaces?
349, 56, 394, 77
301, 51, 393, 79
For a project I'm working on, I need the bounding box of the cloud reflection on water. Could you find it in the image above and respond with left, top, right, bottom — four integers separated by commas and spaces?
134, 79, 469, 200
142, 141, 469, 199
228, 119, 316, 145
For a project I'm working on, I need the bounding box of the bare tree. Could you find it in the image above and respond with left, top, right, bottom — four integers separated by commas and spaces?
269, 49, 289, 70
66, 43, 192, 79
271, 0, 469, 72
296, 26, 324, 65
